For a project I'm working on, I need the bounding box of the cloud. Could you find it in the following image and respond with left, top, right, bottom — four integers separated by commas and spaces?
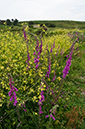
0, 0, 85, 21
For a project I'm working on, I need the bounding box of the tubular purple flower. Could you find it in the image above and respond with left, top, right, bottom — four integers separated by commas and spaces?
39, 105, 43, 114
76, 38, 79, 42
41, 92, 44, 101
52, 75, 56, 81
50, 46, 53, 53
21, 104, 26, 112
14, 87, 18, 91
46, 107, 56, 120
37, 55, 40, 59
34, 59, 39, 64
46, 115, 49, 118
50, 114, 55, 120
60, 49, 64, 55
66, 55, 68, 57
33, 51, 36, 55
35, 64, 39, 69
34, 57, 36, 61
13, 99, 18, 106
23, 109, 26, 112
8, 90, 12, 96
10, 95, 13, 101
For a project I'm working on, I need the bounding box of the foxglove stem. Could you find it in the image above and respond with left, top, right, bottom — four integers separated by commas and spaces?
38, 39, 42, 55
23, 29, 27, 41
60, 49, 64, 55
34, 38, 43, 69
38, 83, 45, 114
53, 40, 55, 48
50, 45, 53, 53
8, 77, 18, 106
56, 46, 60, 56
46, 108, 56, 120
46, 57, 51, 78
50, 41, 55, 53
23, 29, 30, 68
62, 48, 73, 78
52, 70, 56, 81
21, 104, 26, 112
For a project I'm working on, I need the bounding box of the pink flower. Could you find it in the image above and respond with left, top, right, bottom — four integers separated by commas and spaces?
46, 115, 49, 118
23, 109, 26, 112
50, 114, 55, 120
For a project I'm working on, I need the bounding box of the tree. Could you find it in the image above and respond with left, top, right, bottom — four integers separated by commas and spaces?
0, 20, 6, 25
11, 19, 14, 22
13, 19, 18, 26
6, 19, 12, 25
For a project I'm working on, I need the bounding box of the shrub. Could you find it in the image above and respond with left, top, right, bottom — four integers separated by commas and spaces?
29, 21, 34, 25
45, 23, 56, 28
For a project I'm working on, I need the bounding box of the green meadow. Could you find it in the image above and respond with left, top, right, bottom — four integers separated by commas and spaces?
0, 21, 85, 129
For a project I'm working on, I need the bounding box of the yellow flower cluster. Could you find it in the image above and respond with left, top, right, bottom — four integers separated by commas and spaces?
0, 28, 81, 107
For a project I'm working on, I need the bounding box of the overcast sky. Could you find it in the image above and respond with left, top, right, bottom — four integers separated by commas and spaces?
0, 0, 85, 21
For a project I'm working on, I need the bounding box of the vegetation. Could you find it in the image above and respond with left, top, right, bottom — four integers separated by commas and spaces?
0, 20, 85, 129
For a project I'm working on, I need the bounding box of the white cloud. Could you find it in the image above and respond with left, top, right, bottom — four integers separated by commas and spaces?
0, 0, 85, 21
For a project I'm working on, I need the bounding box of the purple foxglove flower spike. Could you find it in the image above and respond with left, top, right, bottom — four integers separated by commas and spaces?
46, 57, 51, 78
23, 29, 30, 68
38, 83, 45, 115
50, 46, 53, 53
8, 77, 18, 106
62, 49, 73, 78
23, 29, 27, 41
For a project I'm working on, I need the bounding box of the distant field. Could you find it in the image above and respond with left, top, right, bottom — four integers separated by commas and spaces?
1, 20, 85, 31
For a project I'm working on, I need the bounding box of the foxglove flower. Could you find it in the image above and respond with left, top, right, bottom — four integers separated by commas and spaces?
50, 114, 55, 120
46, 108, 56, 120
21, 104, 26, 112
46, 57, 51, 78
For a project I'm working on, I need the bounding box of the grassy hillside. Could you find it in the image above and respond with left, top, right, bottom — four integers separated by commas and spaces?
0, 20, 85, 129
0, 20, 85, 32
